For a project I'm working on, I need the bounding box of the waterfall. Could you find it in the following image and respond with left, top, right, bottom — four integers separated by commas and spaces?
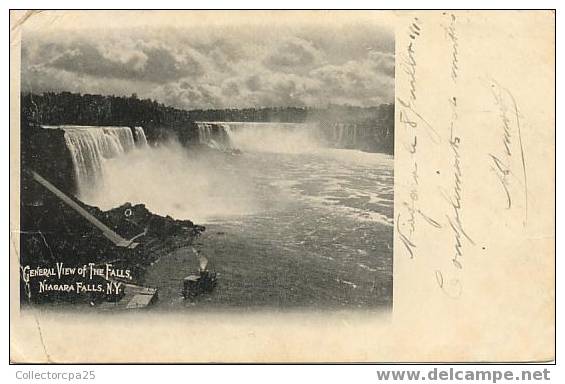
42, 125, 145, 199
199, 122, 321, 154
197, 123, 212, 144
330, 122, 359, 148
219, 123, 234, 140
196, 122, 234, 151
195, 121, 374, 153
133, 126, 148, 148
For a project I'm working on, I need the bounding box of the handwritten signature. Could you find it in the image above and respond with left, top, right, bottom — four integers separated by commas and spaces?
488, 80, 528, 223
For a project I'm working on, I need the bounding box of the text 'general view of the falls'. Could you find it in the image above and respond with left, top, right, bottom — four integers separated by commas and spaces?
19, 18, 395, 312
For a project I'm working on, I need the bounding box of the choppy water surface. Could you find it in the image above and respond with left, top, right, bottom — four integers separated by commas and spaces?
56, 123, 394, 310
144, 147, 393, 310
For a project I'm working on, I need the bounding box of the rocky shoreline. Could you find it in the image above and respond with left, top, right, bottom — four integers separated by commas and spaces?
19, 184, 204, 306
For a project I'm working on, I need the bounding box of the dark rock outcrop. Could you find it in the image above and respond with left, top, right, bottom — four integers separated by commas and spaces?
19, 179, 204, 304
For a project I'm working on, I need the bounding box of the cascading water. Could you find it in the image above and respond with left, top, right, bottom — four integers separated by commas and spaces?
331, 122, 360, 148
196, 120, 373, 153
42, 125, 146, 199
196, 122, 234, 151
195, 122, 321, 154
41, 121, 392, 308
134, 126, 148, 148
143, 122, 393, 307
197, 123, 212, 144
218, 123, 233, 140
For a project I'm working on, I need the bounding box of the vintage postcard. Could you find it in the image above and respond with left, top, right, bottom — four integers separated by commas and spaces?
9, 10, 555, 363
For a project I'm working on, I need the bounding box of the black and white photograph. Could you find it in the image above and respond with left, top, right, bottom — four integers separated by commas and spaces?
17, 11, 395, 312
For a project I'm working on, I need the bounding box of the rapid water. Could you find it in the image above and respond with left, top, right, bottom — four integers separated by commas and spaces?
42, 125, 148, 200
133, 126, 148, 148
196, 121, 321, 153
150, 123, 392, 309
53, 123, 393, 309
142, 146, 393, 310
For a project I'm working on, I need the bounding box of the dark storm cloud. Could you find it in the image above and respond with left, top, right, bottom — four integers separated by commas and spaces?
264, 37, 322, 70
21, 21, 394, 109
44, 40, 202, 82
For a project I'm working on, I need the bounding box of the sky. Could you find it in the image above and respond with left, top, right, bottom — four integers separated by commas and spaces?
19, 11, 395, 110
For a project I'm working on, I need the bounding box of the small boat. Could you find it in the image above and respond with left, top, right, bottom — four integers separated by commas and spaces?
182, 270, 217, 299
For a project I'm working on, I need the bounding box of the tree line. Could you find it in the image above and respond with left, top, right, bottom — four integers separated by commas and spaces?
21, 92, 394, 147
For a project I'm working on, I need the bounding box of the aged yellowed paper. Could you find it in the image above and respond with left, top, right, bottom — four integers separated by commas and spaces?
10, 10, 554, 363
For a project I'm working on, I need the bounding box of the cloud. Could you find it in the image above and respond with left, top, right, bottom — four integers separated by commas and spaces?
245, 75, 261, 92
152, 81, 224, 110
263, 37, 322, 71
44, 40, 203, 82
21, 22, 394, 109
310, 58, 394, 105
368, 50, 395, 77
21, 64, 155, 97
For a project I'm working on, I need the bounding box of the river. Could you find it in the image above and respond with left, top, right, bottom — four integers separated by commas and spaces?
57, 123, 394, 311
142, 147, 394, 311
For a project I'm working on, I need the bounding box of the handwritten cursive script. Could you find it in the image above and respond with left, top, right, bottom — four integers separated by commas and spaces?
488, 80, 529, 224
397, 18, 442, 260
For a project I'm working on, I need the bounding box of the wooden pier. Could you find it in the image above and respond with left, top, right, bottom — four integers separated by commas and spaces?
98, 283, 158, 310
